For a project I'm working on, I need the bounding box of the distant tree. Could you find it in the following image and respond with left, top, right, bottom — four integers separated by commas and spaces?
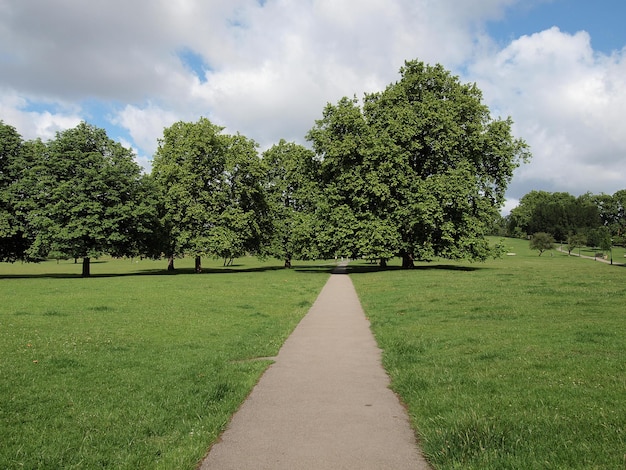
22, 122, 149, 276
509, 190, 602, 241
573, 193, 602, 234
307, 60, 530, 267
529, 232, 555, 256
152, 118, 268, 272
489, 213, 508, 237
262, 140, 321, 268
508, 190, 550, 237
528, 192, 576, 241
598, 226, 612, 254
613, 189, 626, 245
585, 228, 601, 249
566, 233, 586, 255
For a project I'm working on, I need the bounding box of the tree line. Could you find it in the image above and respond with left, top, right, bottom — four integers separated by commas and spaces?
495, 190, 626, 250
1, 60, 529, 276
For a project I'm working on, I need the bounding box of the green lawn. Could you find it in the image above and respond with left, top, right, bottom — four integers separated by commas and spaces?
349, 238, 625, 469
3, 245, 625, 469
0, 257, 331, 469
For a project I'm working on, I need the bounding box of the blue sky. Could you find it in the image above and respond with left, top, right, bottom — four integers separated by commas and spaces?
1, 0, 625, 212
488, 0, 626, 54
178, 47, 212, 83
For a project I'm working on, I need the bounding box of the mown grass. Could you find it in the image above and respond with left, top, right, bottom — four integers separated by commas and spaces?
0, 257, 331, 469
350, 239, 625, 469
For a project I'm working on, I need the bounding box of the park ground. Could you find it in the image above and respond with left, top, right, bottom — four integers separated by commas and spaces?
1, 238, 624, 469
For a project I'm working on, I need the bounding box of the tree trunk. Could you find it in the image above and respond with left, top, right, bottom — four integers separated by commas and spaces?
82, 257, 91, 277
379, 258, 387, 268
401, 252, 414, 269
167, 255, 175, 271
284, 256, 292, 269
195, 256, 202, 273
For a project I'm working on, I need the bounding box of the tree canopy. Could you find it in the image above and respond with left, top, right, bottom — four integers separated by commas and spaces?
19, 122, 151, 276
529, 232, 555, 256
152, 118, 269, 272
1, 60, 551, 271
262, 140, 322, 267
307, 60, 530, 266
506, 189, 626, 247
0, 121, 30, 262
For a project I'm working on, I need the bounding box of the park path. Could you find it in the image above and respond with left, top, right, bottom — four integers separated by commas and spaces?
199, 263, 431, 469
556, 246, 624, 265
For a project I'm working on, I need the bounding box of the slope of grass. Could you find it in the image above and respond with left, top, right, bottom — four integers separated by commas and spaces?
0, 257, 331, 469
350, 239, 625, 469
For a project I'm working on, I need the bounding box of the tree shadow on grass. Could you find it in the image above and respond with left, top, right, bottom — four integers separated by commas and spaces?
345, 263, 484, 274
2, 259, 492, 279
0, 262, 337, 280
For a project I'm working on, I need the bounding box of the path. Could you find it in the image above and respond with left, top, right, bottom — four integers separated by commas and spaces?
199, 264, 431, 469
556, 246, 624, 265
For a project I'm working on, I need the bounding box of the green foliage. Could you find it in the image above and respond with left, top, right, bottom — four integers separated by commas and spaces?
529, 232, 555, 256
262, 140, 322, 266
350, 241, 626, 469
15, 122, 149, 275
0, 121, 31, 262
566, 233, 586, 254
507, 189, 626, 244
152, 118, 269, 271
0, 257, 331, 469
307, 60, 530, 265
580, 225, 612, 252
598, 226, 613, 252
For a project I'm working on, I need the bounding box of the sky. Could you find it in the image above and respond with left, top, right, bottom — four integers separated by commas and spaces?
1, 0, 625, 214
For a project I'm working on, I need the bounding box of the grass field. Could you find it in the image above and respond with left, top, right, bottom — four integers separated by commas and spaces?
0, 257, 331, 469
2, 242, 625, 469
349, 238, 626, 469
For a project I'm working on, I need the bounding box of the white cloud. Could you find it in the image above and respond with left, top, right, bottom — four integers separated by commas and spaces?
111, 104, 181, 157
0, 89, 82, 140
1, 0, 625, 206
1, 1, 518, 146
501, 197, 520, 216
470, 27, 626, 199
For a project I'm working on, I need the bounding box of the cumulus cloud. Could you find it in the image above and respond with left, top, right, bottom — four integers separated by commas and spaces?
0, 0, 516, 148
0, 89, 82, 140
471, 27, 626, 199
1, 0, 625, 207
111, 104, 182, 157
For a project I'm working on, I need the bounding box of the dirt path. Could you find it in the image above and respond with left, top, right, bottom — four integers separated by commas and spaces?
199, 263, 431, 469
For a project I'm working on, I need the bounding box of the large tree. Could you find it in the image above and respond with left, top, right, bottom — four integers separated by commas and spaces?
307, 60, 530, 267
0, 121, 31, 262
152, 118, 268, 272
22, 122, 150, 276
262, 140, 322, 267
